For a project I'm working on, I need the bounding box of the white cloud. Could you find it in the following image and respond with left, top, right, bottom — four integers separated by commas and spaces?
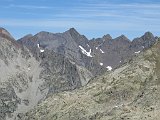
5, 4, 52, 9
0, 18, 160, 31
85, 3, 160, 9
0, 2, 160, 39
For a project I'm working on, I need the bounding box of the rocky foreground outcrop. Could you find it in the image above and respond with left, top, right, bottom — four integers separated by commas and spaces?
23, 39, 160, 120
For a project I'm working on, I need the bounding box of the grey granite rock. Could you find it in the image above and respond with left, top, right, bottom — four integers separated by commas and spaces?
0, 28, 93, 120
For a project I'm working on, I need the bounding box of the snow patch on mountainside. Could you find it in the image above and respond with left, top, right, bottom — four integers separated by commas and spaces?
79, 45, 93, 57
100, 63, 103, 66
40, 49, 44, 53
37, 44, 40, 48
100, 49, 105, 53
135, 51, 140, 54
106, 66, 112, 71
37, 44, 44, 53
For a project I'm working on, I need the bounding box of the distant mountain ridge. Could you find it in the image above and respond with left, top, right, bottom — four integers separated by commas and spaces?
18, 28, 158, 70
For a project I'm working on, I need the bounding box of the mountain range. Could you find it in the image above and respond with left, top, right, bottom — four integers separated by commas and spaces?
0, 27, 159, 120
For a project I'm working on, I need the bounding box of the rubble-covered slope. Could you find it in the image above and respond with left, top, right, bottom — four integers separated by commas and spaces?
23, 39, 160, 120
0, 28, 93, 120
0, 31, 44, 120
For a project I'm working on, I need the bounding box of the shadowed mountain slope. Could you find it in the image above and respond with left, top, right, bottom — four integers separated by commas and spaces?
18, 29, 157, 74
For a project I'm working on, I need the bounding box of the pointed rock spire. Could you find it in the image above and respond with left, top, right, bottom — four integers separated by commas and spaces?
114, 34, 130, 42
102, 34, 112, 41
67, 28, 81, 37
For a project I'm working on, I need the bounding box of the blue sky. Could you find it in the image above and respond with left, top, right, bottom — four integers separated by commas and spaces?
0, 0, 160, 40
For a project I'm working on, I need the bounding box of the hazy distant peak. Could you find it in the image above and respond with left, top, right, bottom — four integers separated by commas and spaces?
0, 27, 10, 35
114, 34, 130, 42
119, 34, 128, 39
144, 31, 153, 36
36, 31, 51, 36
67, 28, 81, 36
102, 34, 112, 41
0, 27, 6, 31
142, 31, 154, 40
23, 34, 33, 38
68, 27, 78, 33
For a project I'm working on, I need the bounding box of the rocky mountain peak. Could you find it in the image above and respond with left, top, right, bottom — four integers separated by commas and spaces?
0, 27, 22, 49
35, 31, 51, 37
68, 28, 79, 34
0, 27, 14, 40
142, 31, 154, 40
144, 31, 153, 36
18, 34, 33, 47
114, 34, 130, 42
21, 34, 33, 40
67, 28, 84, 39
25, 34, 33, 37
65, 28, 88, 46
120, 34, 128, 39
102, 34, 112, 41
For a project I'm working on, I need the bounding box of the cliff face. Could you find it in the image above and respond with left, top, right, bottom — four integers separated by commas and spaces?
88, 32, 157, 69
0, 30, 43, 120
23, 39, 160, 120
18, 28, 106, 77
18, 29, 157, 76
